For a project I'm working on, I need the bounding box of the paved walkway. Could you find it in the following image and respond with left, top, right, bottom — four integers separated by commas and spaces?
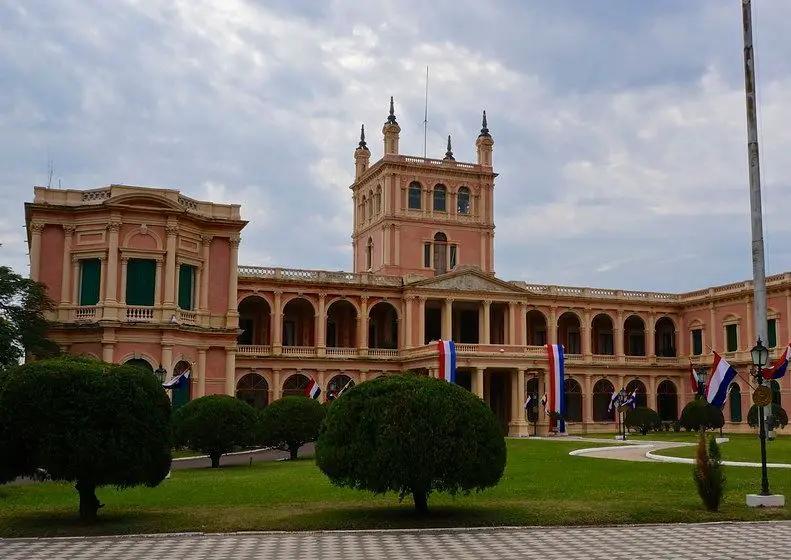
2, 521, 790, 559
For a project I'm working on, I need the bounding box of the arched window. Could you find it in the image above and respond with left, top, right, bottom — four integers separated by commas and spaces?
376, 186, 382, 214
433, 184, 447, 212
433, 232, 447, 274
361, 195, 367, 222
657, 380, 678, 421
592, 379, 615, 422
457, 186, 471, 214
408, 182, 422, 210
367, 191, 373, 218
236, 373, 269, 409
282, 373, 310, 397
729, 383, 742, 422
366, 237, 373, 271
771, 379, 782, 407
564, 379, 583, 422
625, 379, 648, 408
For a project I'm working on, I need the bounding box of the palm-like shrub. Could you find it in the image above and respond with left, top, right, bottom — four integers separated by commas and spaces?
693, 432, 725, 511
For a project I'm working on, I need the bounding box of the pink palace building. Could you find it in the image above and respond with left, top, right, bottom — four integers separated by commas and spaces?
23, 101, 789, 435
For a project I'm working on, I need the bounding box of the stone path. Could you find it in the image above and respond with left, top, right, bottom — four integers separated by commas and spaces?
3, 521, 790, 559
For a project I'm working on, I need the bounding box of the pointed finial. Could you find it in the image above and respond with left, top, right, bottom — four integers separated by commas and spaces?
358, 124, 367, 149
386, 96, 398, 125
479, 110, 490, 137
444, 134, 455, 161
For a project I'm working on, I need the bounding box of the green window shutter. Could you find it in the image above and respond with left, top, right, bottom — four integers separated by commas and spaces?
79, 259, 101, 306
729, 385, 742, 422
178, 264, 194, 310
692, 330, 703, 356
726, 324, 738, 352
126, 259, 156, 306
767, 319, 777, 348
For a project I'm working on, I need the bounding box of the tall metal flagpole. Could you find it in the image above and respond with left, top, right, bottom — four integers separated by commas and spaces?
423, 66, 429, 158
742, 0, 767, 349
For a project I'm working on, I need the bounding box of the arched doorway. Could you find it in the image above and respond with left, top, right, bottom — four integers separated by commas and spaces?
170, 360, 192, 411
592, 379, 615, 422
770, 379, 782, 407
591, 313, 614, 355
282, 373, 311, 397
557, 312, 581, 355
525, 376, 540, 423
282, 298, 315, 347
657, 380, 678, 421
124, 358, 153, 373
564, 379, 583, 423
625, 379, 648, 409
236, 373, 269, 408
326, 374, 352, 400
237, 295, 272, 346
654, 316, 676, 357
326, 300, 357, 348
369, 301, 398, 349
525, 310, 547, 346
624, 315, 646, 356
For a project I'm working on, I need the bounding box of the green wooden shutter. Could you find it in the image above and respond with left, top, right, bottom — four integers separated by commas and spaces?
79, 259, 101, 306
726, 324, 738, 352
729, 386, 742, 422
692, 330, 703, 356
126, 259, 156, 306
178, 264, 194, 310
768, 319, 777, 348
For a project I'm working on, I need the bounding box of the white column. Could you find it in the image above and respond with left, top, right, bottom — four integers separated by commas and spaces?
29, 221, 45, 281
119, 257, 129, 305
164, 224, 178, 307
200, 235, 212, 312
226, 236, 240, 328
418, 296, 426, 346
404, 296, 413, 348
225, 347, 236, 396
60, 225, 75, 306
482, 300, 491, 344
197, 347, 207, 398
161, 345, 173, 376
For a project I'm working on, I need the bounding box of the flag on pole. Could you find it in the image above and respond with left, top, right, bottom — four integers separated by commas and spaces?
546, 344, 566, 433
608, 390, 619, 412
763, 343, 790, 380
624, 390, 637, 410
689, 364, 698, 393
539, 393, 548, 414
437, 340, 457, 383
523, 394, 533, 410
706, 352, 738, 408
305, 378, 321, 399
163, 369, 190, 389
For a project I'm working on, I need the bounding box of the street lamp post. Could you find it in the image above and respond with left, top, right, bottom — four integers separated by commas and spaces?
694, 367, 707, 400
528, 392, 539, 436
618, 388, 627, 441
750, 338, 771, 497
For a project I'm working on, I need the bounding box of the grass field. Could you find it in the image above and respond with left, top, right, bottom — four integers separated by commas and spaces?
2, 438, 790, 538
649, 434, 791, 463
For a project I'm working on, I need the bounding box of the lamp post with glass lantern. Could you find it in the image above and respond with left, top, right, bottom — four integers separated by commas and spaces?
694, 367, 707, 400
750, 338, 771, 497
154, 364, 166, 385
617, 388, 627, 441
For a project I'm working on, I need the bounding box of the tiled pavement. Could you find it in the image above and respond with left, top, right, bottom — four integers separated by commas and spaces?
2, 521, 790, 559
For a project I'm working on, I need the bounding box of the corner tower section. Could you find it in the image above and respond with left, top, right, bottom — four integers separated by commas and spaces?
350, 101, 497, 278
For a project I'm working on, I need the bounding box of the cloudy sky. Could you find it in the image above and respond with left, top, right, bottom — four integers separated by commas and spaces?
2, 0, 790, 293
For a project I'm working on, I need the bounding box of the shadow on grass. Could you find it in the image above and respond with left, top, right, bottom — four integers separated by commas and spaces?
2, 510, 167, 538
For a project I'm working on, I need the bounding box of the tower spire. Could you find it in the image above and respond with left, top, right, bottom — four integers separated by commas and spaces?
386, 96, 398, 125
358, 124, 368, 149
479, 110, 490, 137
443, 134, 455, 161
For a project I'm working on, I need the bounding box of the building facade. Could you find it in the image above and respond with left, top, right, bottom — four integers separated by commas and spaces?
24, 102, 788, 435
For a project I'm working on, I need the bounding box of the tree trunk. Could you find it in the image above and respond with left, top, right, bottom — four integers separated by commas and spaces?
412, 489, 428, 514
210, 453, 222, 468
75, 480, 103, 522
289, 445, 299, 460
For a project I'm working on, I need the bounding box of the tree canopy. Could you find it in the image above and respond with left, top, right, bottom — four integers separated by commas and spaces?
316, 375, 506, 513
0, 265, 59, 370
258, 396, 325, 460
0, 356, 173, 520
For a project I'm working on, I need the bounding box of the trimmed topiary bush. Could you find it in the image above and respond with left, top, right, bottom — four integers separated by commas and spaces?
315, 375, 506, 513
172, 395, 258, 468
679, 399, 724, 432
693, 431, 725, 511
747, 404, 788, 429
624, 406, 661, 435
0, 356, 172, 521
258, 396, 326, 460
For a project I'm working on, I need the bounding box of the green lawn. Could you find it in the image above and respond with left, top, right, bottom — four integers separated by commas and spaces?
2, 439, 790, 538
651, 434, 791, 464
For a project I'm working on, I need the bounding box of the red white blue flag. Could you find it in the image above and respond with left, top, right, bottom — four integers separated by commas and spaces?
437, 340, 457, 383
706, 352, 737, 408
546, 344, 566, 433
763, 343, 790, 380
305, 378, 321, 399
163, 369, 190, 389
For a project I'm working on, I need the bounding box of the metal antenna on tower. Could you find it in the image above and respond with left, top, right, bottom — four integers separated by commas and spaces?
423, 66, 429, 158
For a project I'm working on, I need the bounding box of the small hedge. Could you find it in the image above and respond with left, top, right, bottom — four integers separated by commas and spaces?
257, 396, 325, 460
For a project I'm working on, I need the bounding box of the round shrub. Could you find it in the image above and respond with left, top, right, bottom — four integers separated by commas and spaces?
258, 396, 326, 460
679, 399, 724, 432
624, 406, 661, 435
0, 356, 172, 521
315, 375, 506, 513
747, 404, 788, 429
172, 395, 258, 468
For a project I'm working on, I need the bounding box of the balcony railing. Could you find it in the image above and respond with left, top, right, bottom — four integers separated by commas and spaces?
74, 306, 97, 321
125, 306, 155, 321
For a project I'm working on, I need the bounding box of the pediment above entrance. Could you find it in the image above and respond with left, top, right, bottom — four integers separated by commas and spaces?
409, 269, 527, 294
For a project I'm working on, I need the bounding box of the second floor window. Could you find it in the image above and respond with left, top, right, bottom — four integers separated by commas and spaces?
366, 238, 373, 270
408, 182, 422, 209
768, 318, 777, 348
433, 232, 447, 274
433, 185, 447, 212
457, 187, 471, 214
178, 264, 196, 310
725, 323, 738, 352
126, 258, 156, 306
78, 258, 101, 306
691, 329, 703, 356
